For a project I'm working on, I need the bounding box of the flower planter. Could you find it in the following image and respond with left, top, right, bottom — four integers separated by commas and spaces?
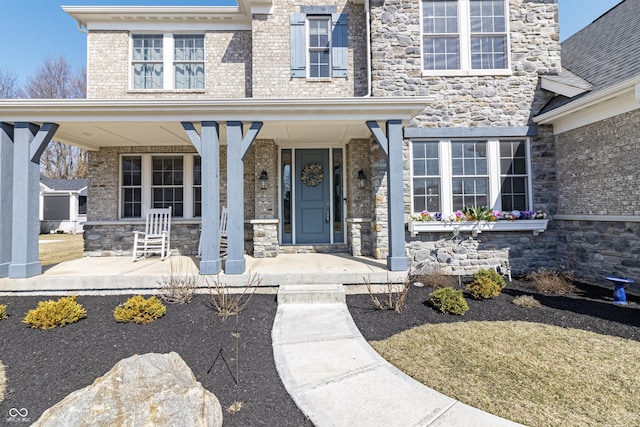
408, 219, 549, 237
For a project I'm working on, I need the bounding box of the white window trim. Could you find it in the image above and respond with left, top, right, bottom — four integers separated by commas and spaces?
306, 16, 332, 79
129, 33, 205, 91
410, 138, 532, 216
420, 0, 512, 77
119, 153, 200, 219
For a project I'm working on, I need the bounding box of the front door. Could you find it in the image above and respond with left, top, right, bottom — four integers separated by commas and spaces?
295, 149, 330, 243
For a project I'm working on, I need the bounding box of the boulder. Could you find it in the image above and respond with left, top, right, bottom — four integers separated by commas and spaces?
33, 352, 222, 427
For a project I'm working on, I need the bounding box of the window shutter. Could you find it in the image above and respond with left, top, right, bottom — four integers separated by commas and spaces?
331, 13, 348, 78
290, 13, 307, 78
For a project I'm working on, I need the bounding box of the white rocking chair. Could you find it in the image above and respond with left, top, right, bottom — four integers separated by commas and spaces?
197, 206, 228, 258
132, 207, 172, 261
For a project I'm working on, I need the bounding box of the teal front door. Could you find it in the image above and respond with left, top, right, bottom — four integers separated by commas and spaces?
295, 149, 331, 243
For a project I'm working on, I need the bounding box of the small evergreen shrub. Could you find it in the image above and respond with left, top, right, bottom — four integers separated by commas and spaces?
467, 276, 502, 299
23, 296, 87, 329
513, 295, 542, 308
428, 287, 468, 315
114, 295, 166, 324
473, 268, 506, 289
0, 304, 7, 320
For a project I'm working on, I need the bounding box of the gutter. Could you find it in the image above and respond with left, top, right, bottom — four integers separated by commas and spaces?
365, 0, 372, 97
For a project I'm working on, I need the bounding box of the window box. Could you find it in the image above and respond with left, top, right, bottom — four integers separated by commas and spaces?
408, 219, 549, 237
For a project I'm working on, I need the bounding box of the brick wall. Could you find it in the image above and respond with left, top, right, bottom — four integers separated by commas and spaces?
556, 110, 640, 216
251, 0, 368, 98
87, 31, 251, 99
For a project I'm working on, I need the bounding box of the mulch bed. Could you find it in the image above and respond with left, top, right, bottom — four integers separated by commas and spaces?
1, 280, 638, 425
0, 294, 311, 426
347, 279, 640, 343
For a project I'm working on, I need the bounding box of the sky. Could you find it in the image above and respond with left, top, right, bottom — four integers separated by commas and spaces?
0, 0, 625, 87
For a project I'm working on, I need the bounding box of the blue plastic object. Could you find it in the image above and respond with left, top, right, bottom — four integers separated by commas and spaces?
606, 276, 634, 305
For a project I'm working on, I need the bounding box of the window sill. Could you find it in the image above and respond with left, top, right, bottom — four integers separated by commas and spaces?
305, 77, 333, 82
421, 69, 512, 78
407, 219, 549, 237
127, 89, 206, 94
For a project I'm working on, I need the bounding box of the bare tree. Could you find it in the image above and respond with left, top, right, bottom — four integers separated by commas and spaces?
22, 56, 88, 179
0, 68, 19, 99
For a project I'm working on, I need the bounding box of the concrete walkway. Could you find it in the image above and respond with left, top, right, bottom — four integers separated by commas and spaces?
272, 285, 524, 427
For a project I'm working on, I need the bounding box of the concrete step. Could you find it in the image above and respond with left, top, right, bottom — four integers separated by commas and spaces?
277, 284, 346, 304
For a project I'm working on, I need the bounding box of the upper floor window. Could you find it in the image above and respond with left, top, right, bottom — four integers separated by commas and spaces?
132, 35, 163, 89
290, 10, 348, 79
131, 34, 205, 90
421, 0, 509, 75
174, 35, 205, 89
411, 138, 530, 215
308, 17, 331, 78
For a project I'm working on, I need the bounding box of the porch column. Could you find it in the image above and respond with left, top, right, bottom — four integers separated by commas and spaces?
9, 122, 58, 278
182, 121, 221, 275
0, 123, 13, 278
226, 121, 263, 274
367, 119, 408, 271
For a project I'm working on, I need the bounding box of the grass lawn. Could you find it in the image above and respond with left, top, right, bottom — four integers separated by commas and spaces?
371, 321, 640, 427
38, 234, 84, 266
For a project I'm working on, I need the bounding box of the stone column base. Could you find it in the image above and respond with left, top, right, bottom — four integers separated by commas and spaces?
251, 219, 279, 258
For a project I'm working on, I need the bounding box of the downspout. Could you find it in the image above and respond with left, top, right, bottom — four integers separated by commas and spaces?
365, 0, 372, 97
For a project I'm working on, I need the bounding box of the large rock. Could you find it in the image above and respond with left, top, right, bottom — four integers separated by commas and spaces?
33, 352, 222, 427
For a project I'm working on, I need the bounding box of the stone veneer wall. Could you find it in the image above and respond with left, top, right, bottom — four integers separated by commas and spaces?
368, 0, 560, 273
346, 139, 374, 256
251, 0, 368, 98
553, 109, 640, 284
87, 31, 251, 99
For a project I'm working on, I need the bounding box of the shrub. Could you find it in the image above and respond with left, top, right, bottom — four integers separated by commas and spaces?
23, 296, 87, 329
114, 295, 166, 324
159, 258, 202, 304
526, 269, 577, 295
208, 273, 260, 319
467, 276, 502, 300
0, 304, 7, 320
473, 268, 506, 290
428, 287, 468, 315
513, 295, 542, 308
365, 276, 410, 313
411, 265, 457, 289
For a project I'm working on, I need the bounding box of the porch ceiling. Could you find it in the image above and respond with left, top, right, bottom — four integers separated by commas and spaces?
0, 97, 432, 151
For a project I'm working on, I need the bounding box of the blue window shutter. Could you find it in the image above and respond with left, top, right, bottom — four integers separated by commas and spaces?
290, 13, 307, 78
332, 13, 348, 78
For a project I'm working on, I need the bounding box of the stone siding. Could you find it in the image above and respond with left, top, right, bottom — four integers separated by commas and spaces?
556, 110, 640, 216
87, 31, 251, 99
407, 228, 557, 276
370, 0, 559, 127
84, 221, 200, 257
555, 219, 640, 286
251, 0, 368, 98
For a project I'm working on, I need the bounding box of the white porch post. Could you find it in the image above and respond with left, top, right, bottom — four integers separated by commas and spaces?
225, 121, 263, 274
182, 121, 222, 275
367, 119, 408, 271
9, 122, 58, 278
0, 123, 13, 277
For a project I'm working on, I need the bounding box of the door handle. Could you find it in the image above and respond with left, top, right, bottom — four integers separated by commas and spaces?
326, 202, 330, 222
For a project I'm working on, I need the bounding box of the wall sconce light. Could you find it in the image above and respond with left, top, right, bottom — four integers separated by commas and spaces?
259, 170, 268, 190
357, 169, 367, 189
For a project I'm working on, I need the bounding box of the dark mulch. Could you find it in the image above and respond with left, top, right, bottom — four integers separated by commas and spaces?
1, 280, 639, 425
0, 294, 312, 426
347, 279, 640, 343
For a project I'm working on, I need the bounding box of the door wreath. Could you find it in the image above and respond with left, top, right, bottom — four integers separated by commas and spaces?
301, 164, 323, 187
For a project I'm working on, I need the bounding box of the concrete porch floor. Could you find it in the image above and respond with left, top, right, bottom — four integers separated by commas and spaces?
0, 253, 408, 295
